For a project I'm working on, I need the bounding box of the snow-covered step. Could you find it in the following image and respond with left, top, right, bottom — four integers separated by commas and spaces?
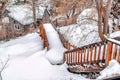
43, 23, 64, 49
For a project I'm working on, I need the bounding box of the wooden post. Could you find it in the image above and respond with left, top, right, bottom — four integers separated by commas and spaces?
32, 0, 37, 28
94, 45, 97, 63
105, 42, 113, 66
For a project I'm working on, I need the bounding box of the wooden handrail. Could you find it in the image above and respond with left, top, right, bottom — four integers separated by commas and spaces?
64, 40, 120, 71
39, 23, 49, 50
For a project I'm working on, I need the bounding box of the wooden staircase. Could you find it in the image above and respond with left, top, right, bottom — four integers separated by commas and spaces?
39, 23, 120, 73
64, 40, 120, 73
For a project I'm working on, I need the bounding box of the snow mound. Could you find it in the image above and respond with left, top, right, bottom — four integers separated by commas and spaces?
46, 48, 66, 64
58, 24, 101, 47
43, 24, 66, 64
98, 60, 120, 79
58, 8, 101, 47
0, 33, 43, 58
77, 8, 98, 24
7, 4, 45, 25
2, 50, 87, 80
2, 50, 54, 80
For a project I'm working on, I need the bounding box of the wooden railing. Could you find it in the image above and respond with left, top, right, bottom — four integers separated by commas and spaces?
64, 40, 120, 72
39, 23, 49, 50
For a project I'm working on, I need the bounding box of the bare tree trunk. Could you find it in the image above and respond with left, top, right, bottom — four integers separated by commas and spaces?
95, 0, 105, 41
32, 0, 36, 28
95, 0, 113, 41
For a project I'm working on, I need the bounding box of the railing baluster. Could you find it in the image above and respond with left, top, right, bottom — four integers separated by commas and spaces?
76, 51, 79, 65
98, 43, 101, 62
81, 49, 84, 64
78, 50, 80, 64
113, 44, 117, 59
102, 42, 106, 62
118, 46, 120, 63
89, 46, 93, 64
78, 49, 82, 65
94, 45, 97, 63
68, 53, 70, 65
86, 47, 89, 64
105, 42, 113, 66
71, 52, 73, 64
116, 46, 119, 61
83, 47, 86, 64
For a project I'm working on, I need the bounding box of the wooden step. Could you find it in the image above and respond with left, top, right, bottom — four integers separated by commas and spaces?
68, 64, 104, 73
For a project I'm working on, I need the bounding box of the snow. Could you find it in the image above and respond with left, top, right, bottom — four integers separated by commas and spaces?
58, 23, 101, 47
0, 32, 87, 80
0, 23, 120, 80
2, 17, 9, 23
110, 31, 120, 38
0, 33, 43, 58
0, 26, 2, 30
2, 52, 87, 80
6, 4, 45, 25
104, 35, 120, 45
98, 60, 120, 79
43, 23, 66, 64
58, 8, 101, 47
77, 8, 98, 24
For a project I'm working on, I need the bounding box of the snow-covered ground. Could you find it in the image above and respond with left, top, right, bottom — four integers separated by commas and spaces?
0, 31, 87, 80
0, 23, 120, 80
98, 60, 120, 79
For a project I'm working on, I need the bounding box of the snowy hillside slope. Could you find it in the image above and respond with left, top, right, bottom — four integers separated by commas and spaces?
58, 7, 114, 47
